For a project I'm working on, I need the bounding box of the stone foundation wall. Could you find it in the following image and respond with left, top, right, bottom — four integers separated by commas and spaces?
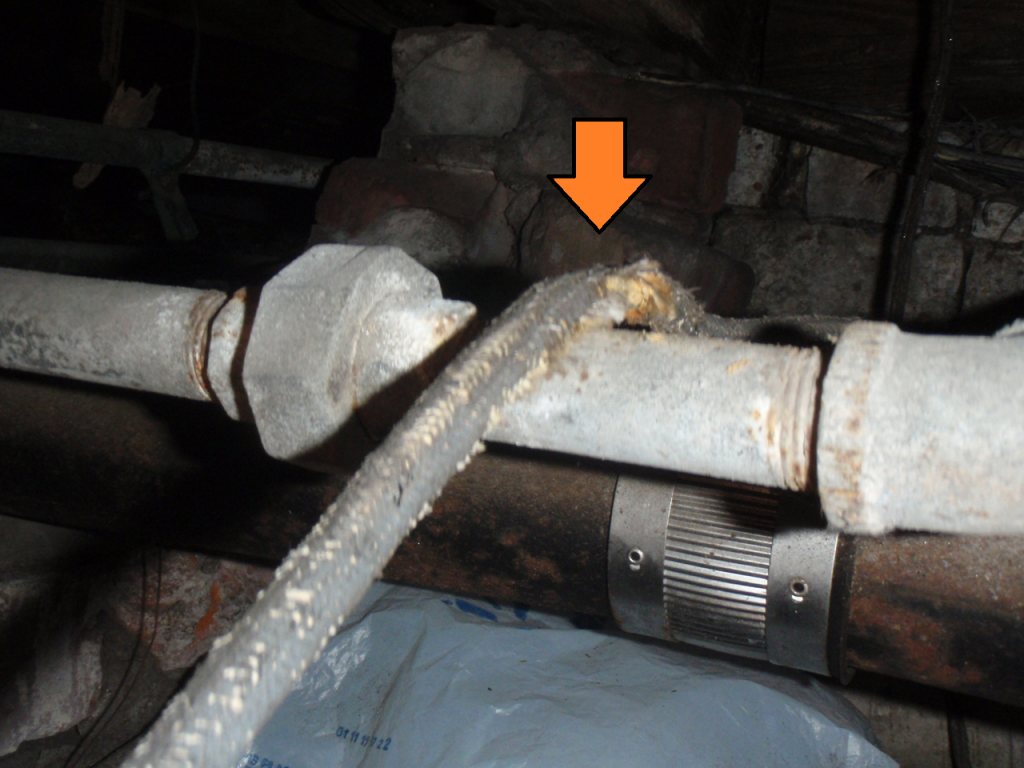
715, 126, 1024, 325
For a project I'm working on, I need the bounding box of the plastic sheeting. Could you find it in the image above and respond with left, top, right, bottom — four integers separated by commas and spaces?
239, 584, 896, 768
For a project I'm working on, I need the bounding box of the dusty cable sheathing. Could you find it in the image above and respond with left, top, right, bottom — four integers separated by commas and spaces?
120, 261, 679, 768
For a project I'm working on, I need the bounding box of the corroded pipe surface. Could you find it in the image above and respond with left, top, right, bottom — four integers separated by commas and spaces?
0, 371, 612, 618
2, 372, 1023, 706
384, 450, 617, 617
115, 263, 682, 768
489, 328, 821, 491
818, 321, 1024, 535
841, 534, 1024, 707
0, 268, 225, 400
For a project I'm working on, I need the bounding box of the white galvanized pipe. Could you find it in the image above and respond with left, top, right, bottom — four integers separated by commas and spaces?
817, 321, 1024, 535
488, 328, 822, 491
0, 267, 226, 400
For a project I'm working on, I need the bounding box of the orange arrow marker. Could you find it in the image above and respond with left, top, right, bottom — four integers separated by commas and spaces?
549, 119, 651, 233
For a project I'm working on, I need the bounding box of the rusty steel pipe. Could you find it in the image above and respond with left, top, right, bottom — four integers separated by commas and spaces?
0, 110, 331, 189
0, 371, 614, 617
2, 372, 1024, 705
838, 534, 1024, 708
384, 450, 617, 617
0, 268, 226, 400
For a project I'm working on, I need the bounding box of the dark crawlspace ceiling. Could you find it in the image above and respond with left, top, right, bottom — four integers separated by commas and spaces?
5, 0, 1024, 153
2, 0, 1023, 288
0, 1, 399, 285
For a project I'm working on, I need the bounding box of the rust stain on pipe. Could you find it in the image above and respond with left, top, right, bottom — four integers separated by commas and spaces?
843, 534, 1024, 706
384, 450, 617, 617
599, 266, 678, 326
187, 290, 228, 401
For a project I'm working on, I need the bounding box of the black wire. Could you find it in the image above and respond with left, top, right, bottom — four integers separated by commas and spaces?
634, 71, 911, 120
882, 0, 956, 323
80, 551, 165, 768
62, 551, 149, 768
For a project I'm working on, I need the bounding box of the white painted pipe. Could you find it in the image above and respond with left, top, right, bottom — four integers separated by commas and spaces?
817, 321, 1024, 535
0, 267, 226, 400
488, 328, 822, 491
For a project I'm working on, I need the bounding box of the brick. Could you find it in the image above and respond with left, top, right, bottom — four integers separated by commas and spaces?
556, 74, 742, 213
314, 158, 517, 268
381, 27, 742, 215
315, 158, 499, 238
